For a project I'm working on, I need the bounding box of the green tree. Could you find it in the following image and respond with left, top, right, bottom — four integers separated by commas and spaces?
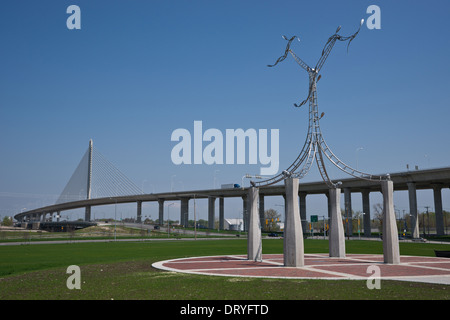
1, 216, 13, 227
263, 209, 281, 232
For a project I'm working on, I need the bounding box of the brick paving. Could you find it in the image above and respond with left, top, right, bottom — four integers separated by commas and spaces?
152, 254, 450, 284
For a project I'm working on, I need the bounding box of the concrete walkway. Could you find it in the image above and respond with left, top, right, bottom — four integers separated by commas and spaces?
152, 253, 450, 285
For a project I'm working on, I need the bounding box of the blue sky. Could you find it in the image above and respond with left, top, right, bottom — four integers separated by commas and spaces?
1, 0, 450, 221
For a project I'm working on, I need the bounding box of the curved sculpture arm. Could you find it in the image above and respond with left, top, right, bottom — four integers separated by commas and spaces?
267, 35, 310, 72
315, 19, 364, 72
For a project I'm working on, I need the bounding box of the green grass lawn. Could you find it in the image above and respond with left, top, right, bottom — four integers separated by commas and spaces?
0, 239, 449, 300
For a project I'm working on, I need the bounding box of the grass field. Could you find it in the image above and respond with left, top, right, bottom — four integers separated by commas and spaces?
0, 238, 449, 301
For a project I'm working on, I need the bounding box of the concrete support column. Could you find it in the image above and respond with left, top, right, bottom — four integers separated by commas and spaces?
382, 180, 400, 264
329, 187, 345, 258
180, 198, 189, 228
259, 194, 265, 231
344, 188, 353, 236
242, 195, 248, 232
32, 220, 40, 230
432, 184, 445, 236
361, 189, 371, 237
219, 197, 224, 230
284, 177, 304, 267
137, 201, 142, 223
158, 199, 164, 225
85, 206, 91, 222
407, 182, 420, 238
299, 192, 307, 234
208, 197, 216, 229
247, 187, 262, 261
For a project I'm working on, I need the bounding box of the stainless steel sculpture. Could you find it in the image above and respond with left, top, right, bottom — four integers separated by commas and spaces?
252, 20, 389, 188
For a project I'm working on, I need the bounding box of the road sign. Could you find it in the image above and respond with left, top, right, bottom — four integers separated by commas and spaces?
311, 215, 318, 222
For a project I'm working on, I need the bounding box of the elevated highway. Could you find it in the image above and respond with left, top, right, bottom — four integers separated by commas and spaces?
14, 166, 450, 236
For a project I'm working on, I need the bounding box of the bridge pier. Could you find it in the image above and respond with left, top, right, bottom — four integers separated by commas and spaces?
137, 201, 142, 223
208, 197, 216, 229
432, 184, 445, 236
362, 189, 371, 237
258, 194, 265, 232
180, 197, 189, 228
344, 188, 353, 237
219, 197, 224, 230
85, 206, 91, 222
158, 199, 164, 225
299, 192, 307, 234
242, 194, 248, 232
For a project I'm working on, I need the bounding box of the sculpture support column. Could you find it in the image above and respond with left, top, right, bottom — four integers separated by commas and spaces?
247, 187, 262, 261
382, 179, 400, 264
329, 187, 345, 258
284, 177, 304, 267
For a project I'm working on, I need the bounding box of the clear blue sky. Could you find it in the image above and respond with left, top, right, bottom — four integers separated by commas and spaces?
1, 0, 450, 221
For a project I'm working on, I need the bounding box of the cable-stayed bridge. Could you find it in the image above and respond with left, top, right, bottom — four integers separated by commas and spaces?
56, 140, 143, 204
13, 140, 450, 237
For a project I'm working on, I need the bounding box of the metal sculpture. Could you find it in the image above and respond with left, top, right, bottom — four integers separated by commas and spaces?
252, 20, 389, 188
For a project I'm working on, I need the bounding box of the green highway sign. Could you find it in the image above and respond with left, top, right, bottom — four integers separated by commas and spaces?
311, 215, 318, 222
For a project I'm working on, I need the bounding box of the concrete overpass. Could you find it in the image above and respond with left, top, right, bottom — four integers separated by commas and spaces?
14, 166, 450, 236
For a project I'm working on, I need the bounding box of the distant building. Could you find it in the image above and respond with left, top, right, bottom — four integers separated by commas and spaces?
224, 218, 243, 231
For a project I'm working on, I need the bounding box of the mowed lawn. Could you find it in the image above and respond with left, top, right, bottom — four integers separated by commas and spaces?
0, 239, 449, 300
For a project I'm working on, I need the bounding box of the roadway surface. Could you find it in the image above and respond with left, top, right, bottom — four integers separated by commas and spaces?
14, 166, 450, 222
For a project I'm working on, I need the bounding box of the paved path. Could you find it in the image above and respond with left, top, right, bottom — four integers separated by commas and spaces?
152, 254, 450, 285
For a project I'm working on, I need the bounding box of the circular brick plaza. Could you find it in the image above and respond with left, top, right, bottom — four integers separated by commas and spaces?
152, 254, 450, 284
